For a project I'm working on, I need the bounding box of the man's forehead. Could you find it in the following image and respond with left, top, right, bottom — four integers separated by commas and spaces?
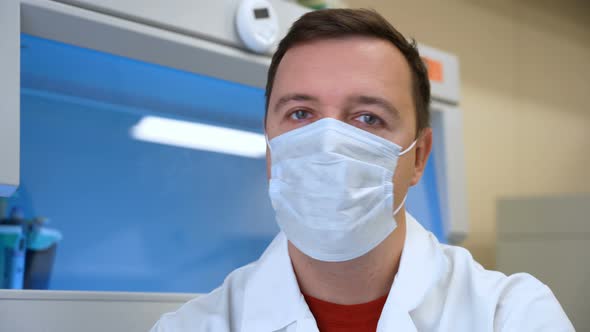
271, 37, 414, 109
284, 35, 398, 54
275, 37, 411, 84
280, 36, 408, 67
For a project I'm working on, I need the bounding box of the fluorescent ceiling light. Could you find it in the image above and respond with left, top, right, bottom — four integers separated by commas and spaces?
130, 116, 266, 158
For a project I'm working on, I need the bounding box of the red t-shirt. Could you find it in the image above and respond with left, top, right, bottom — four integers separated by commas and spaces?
303, 293, 388, 332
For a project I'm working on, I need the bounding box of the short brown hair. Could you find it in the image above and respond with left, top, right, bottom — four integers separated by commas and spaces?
264, 8, 431, 136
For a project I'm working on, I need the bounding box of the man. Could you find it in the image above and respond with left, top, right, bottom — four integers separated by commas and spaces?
152, 9, 572, 332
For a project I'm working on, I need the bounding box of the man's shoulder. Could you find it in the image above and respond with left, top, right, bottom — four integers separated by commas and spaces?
438, 242, 548, 298
150, 232, 292, 332
150, 261, 258, 332
431, 243, 573, 330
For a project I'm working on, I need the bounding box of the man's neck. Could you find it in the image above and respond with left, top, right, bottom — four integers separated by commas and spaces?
288, 212, 407, 305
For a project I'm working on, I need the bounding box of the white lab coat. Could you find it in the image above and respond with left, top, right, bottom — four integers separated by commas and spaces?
151, 213, 573, 331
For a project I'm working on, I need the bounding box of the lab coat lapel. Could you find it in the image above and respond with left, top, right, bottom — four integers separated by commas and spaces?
241, 232, 308, 332
377, 307, 418, 332
377, 213, 443, 331
241, 213, 441, 332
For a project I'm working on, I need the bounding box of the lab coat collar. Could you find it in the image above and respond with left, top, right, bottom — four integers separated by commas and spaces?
241, 213, 441, 332
241, 232, 305, 332
377, 213, 442, 331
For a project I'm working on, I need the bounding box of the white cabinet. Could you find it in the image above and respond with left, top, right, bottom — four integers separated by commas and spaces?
497, 194, 590, 330
0, 0, 20, 197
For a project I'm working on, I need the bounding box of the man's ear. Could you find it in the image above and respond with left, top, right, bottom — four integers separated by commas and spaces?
410, 128, 433, 186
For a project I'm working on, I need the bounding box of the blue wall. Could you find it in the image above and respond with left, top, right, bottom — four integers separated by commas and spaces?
15, 34, 445, 293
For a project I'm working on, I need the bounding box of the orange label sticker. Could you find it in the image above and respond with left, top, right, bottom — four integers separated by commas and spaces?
422, 57, 444, 83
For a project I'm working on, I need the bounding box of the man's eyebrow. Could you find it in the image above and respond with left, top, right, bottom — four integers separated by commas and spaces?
273, 93, 319, 112
347, 95, 401, 120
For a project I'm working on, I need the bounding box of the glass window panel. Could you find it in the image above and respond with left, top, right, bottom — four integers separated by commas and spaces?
15, 33, 446, 293
18, 34, 277, 293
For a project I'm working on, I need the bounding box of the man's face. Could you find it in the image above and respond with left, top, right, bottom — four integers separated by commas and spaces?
265, 36, 431, 212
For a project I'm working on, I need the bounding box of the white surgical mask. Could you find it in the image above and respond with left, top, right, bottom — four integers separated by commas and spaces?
267, 118, 416, 262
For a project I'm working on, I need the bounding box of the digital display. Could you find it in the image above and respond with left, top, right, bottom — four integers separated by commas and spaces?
253, 8, 269, 19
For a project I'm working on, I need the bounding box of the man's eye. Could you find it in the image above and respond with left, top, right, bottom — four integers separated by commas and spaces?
356, 114, 381, 126
290, 110, 310, 120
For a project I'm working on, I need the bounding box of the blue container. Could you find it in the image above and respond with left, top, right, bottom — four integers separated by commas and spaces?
0, 219, 62, 289
24, 227, 62, 289
0, 225, 26, 289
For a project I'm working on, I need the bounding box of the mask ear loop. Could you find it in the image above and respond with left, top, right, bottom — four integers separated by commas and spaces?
393, 193, 408, 216
399, 140, 417, 156
262, 108, 273, 152
265, 133, 274, 179
392, 140, 416, 216
265, 134, 272, 154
